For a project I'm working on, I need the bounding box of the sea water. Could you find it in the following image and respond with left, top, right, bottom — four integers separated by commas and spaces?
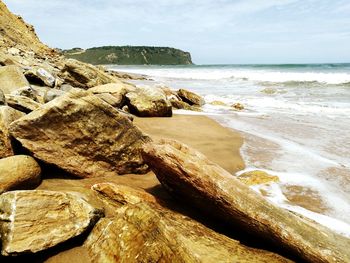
108, 63, 350, 237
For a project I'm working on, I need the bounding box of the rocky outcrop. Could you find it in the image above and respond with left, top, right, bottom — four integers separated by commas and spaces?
126, 87, 172, 117
63, 46, 193, 65
0, 155, 41, 193
0, 106, 25, 158
59, 59, 118, 89
85, 183, 291, 263
9, 89, 151, 178
0, 190, 103, 255
142, 139, 350, 263
0, 90, 5, 105
5, 94, 41, 113
177, 89, 205, 106
0, 1, 54, 55
0, 65, 29, 94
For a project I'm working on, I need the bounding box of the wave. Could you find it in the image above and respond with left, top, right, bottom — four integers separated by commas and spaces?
109, 65, 350, 85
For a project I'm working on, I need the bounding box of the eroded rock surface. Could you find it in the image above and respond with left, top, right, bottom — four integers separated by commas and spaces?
142, 139, 350, 263
9, 89, 151, 177
177, 88, 205, 106
0, 155, 41, 193
85, 183, 291, 263
126, 87, 172, 117
0, 65, 29, 94
0, 190, 103, 255
0, 106, 25, 158
5, 94, 41, 113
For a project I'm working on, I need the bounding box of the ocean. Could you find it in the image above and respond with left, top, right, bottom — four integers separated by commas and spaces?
108, 63, 350, 237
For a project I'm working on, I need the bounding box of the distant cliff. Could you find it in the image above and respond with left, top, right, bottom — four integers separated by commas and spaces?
62, 46, 193, 65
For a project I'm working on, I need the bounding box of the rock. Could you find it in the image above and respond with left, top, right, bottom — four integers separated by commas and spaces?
95, 93, 124, 108
238, 170, 279, 186
0, 106, 25, 158
210, 100, 227, 106
5, 94, 41, 113
9, 89, 151, 178
177, 88, 205, 106
10, 86, 39, 101
0, 65, 30, 94
59, 84, 74, 92
43, 88, 65, 103
59, 59, 118, 89
169, 98, 201, 111
7, 47, 20, 56
0, 190, 103, 255
141, 139, 350, 263
126, 87, 172, 117
88, 83, 134, 108
24, 67, 56, 87
231, 103, 244, 110
85, 183, 291, 263
0, 90, 5, 105
0, 155, 41, 193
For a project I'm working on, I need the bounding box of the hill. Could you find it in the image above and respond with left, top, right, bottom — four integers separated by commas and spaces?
62, 46, 193, 65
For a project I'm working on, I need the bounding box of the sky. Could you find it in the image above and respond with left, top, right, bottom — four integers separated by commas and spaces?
2, 0, 350, 64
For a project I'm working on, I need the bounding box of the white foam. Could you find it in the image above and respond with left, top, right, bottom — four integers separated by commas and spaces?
109, 66, 350, 84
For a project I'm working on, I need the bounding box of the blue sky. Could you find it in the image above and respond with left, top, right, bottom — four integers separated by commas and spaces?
3, 0, 350, 64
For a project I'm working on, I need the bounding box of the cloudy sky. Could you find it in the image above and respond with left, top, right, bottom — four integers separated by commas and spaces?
3, 0, 350, 64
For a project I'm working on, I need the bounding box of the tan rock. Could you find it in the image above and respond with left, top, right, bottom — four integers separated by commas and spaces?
126, 87, 172, 117
170, 98, 201, 111
231, 102, 244, 110
142, 139, 350, 263
85, 183, 291, 263
89, 82, 135, 94
5, 94, 41, 113
0, 65, 29, 94
0, 90, 5, 105
9, 89, 151, 178
0, 106, 25, 158
10, 86, 39, 101
0, 190, 103, 255
59, 59, 118, 89
210, 100, 227, 106
0, 155, 41, 193
24, 67, 56, 87
177, 88, 205, 106
95, 93, 124, 108
238, 170, 279, 186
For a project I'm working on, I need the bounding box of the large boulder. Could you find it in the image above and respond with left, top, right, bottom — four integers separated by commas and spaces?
0, 65, 30, 94
9, 89, 151, 178
126, 87, 172, 117
0, 155, 41, 193
0, 106, 25, 158
0, 90, 5, 105
142, 139, 350, 263
0, 190, 103, 255
85, 183, 291, 263
59, 59, 118, 89
177, 88, 205, 106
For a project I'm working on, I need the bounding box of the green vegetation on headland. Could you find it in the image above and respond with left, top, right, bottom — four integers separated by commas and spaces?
62, 46, 193, 65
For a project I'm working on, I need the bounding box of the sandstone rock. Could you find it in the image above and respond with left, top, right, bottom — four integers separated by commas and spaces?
10, 86, 39, 101
238, 170, 279, 186
231, 102, 244, 110
59, 59, 117, 89
30, 85, 65, 103
9, 89, 151, 178
0, 155, 41, 193
126, 87, 172, 117
177, 88, 205, 106
95, 93, 124, 108
210, 100, 227, 106
85, 183, 291, 263
89, 82, 135, 94
0, 190, 103, 255
0, 65, 30, 94
0, 90, 5, 105
5, 94, 41, 113
142, 139, 350, 263
169, 98, 201, 111
24, 67, 56, 87
0, 106, 25, 158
